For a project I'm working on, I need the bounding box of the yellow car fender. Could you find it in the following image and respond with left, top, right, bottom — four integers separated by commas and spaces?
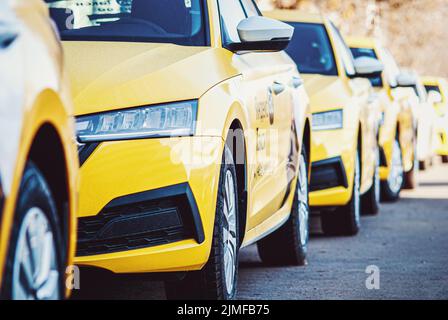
0, 89, 78, 294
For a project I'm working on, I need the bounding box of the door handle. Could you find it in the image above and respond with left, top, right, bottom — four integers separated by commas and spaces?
290, 76, 304, 89
270, 81, 285, 95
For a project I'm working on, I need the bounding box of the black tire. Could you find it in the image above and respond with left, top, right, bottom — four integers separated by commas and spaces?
165, 145, 239, 300
257, 146, 310, 266
1, 163, 64, 300
380, 138, 404, 202
442, 155, 448, 163
419, 160, 427, 171
404, 144, 419, 190
321, 150, 361, 236
361, 147, 380, 215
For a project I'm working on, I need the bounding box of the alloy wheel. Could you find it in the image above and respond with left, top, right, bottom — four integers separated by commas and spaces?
297, 153, 309, 247
374, 149, 381, 204
354, 152, 361, 227
388, 140, 404, 194
222, 170, 237, 296
12, 207, 60, 300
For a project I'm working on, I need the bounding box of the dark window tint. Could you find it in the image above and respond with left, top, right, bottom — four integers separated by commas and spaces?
425, 85, 442, 97
351, 47, 377, 59
285, 22, 337, 76
350, 47, 383, 87
45, 0, 208, 46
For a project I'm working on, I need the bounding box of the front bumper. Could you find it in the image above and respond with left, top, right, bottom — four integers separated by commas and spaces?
309, 130, 355, 207
76, 183, 205, 257
75, 136, 224, 273
310, 157, 348, 192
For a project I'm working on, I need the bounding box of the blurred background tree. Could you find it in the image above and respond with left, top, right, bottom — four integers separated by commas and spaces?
257, 0, 448, 78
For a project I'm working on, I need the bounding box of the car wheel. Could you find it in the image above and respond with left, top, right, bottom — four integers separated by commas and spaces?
441, 155, 448, 163
361, 147, 380, 215
1, 163, 64, 300
321, 150, 361, 236
381, 138, 404, 202
257, 146, 310, 266
165, 145, 239, 300
419, 160, 427, 171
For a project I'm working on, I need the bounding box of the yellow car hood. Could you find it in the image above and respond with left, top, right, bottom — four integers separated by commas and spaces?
62, 41, 237, 116
302, 74, 343, 113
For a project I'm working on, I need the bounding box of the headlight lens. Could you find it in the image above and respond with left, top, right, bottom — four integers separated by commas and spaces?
76, 100, 198, 143
312, 109, 343, 131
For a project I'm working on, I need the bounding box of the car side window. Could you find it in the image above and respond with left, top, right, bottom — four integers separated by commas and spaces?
217, 0, 247, 44
329, 23, 356, 77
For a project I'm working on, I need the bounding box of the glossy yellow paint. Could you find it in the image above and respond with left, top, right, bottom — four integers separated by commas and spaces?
347, 37, 417, 180
0, 0, 78, 298
422, 77, 448, 156
265, 11, 378, 207
66, 1, 311, 273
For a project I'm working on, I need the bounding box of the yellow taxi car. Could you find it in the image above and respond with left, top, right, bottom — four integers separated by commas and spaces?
0, 0, 78, 300
422, 77, 448, 163
348, 37, 419, 200
409, 72, 438, 170
264, 11, 382, 235
46, 0, 312, 299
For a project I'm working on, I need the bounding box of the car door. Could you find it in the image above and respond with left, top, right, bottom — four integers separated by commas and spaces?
217, 0, 293, 228
240, 0, 300, 218
329, 23, 377, 190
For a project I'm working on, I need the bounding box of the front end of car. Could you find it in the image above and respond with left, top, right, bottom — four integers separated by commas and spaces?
75, 108, 225, 272
308, 100, 357, 208
62, 36, 241, 273
435, 111, 448, 157
52, 0, 231, 272
422, 78, 448, 158
301, 75, 357, 209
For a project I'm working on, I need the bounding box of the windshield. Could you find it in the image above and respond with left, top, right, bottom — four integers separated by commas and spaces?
45, 0, 208, 46
350, 47, 383, 88
284, 22, 338, 76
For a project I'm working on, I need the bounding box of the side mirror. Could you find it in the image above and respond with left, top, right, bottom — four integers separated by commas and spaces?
396, 73, 417, 87
353, 57, 384, 78
225, 16, 294, 52
428, 90, 443, 104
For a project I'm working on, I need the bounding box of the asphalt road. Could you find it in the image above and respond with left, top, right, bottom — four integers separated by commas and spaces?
73, 161, 448, 300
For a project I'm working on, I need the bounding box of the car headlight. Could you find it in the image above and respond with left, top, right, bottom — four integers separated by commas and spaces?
76, 100, 198, 143
312, 109, 343, 131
